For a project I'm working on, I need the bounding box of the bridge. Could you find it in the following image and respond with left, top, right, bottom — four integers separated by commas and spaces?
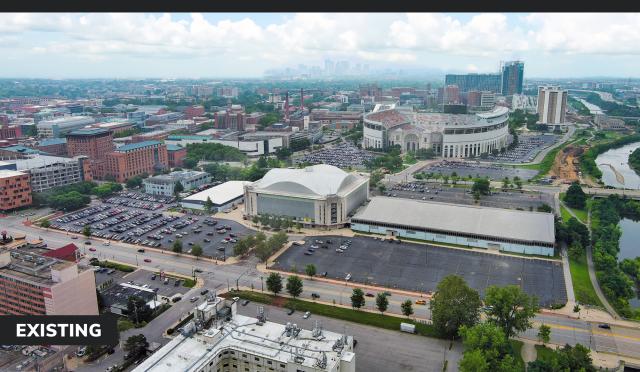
583, 187, 640, 200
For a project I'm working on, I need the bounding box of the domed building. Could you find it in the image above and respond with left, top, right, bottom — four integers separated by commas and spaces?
363, 106, 510, 158
244, 164, 369, 228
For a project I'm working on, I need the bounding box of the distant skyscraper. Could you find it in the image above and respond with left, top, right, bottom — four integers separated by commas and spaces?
445, 73, 501, 93
324, 59, 334, 75
537, 86, 567, 124
501, 61, 524, 96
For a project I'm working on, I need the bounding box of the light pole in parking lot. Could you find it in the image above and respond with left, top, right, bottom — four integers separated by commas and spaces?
260, 276, 264, 292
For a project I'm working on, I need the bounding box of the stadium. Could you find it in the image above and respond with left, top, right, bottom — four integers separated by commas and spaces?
243, 164, 369, 228
363, 106, 510, 158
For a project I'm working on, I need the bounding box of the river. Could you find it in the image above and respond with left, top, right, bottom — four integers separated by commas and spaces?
577, 98, 604, 115
618, 218, 640, 309
595, 142, 640, 189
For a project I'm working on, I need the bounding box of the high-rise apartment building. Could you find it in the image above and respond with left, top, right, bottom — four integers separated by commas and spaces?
0, 249, 98, 315
537, 86, 568, 124
444, 85, 460, 104
501, 61, 524, 96
66, 128, 115, 160
0, 170, 31, 211
445, 73, 501, 93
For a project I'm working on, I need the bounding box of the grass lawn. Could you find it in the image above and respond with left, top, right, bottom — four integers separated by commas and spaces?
569, 254, 603, 307
560, 205, 573, 223
559, 192, 588, 223
535, 344, 556, 361
224, 290, 440, 338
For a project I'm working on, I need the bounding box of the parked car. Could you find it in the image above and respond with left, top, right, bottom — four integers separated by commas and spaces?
84, 241, 91, 245
190, 297, 199, 303
287, 308, 295, 315
598, 324, 611, 329
415, 299, 427, 305
200, 289, 209, 295
303, 311, 311, 319
143, 258, 151, 263
172, 296, 182, 303
151, 274, 156, 280
365, 292, 375, 297
137, 249, 145, 253
88, 247, 96, 251
241, 299, 250, 306
311, 293, 320, 299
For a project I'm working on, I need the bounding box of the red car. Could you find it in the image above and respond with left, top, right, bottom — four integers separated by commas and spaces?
144, 258, 152, 263
88, 248, 96, 252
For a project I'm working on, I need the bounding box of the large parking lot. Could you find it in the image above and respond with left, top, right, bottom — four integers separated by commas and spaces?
294, 142, 376, 168
421, 160, 539, 181
485, 134, 559, 163
383, 181, 553, 211
49, 192, 253, 260
273, 236, 567, 306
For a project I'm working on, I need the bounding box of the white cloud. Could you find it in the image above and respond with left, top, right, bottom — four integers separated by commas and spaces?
2, 12, 640, 76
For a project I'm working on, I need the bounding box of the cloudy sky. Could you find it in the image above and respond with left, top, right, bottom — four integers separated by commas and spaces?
1, 13, 639, 79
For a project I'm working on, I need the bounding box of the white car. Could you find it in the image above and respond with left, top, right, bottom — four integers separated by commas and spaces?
103, 241, 110, 246
345, 273, 352, 281
220, 240, 228, 244
303, 311, 311, 319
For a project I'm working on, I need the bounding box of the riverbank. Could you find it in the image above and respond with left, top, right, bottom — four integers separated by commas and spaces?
628, 148, 640, 177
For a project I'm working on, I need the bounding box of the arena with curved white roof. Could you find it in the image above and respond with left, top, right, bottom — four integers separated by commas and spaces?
363, 106, 510, 158
244, 164, 369, 227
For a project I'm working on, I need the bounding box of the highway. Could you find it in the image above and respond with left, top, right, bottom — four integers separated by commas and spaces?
4, 213, 640, 365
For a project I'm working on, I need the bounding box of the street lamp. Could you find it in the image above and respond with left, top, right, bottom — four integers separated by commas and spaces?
260, 276, 264, 292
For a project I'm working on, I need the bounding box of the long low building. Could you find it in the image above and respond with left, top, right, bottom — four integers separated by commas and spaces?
181, 180, 250, 212
351, 197, 555, 256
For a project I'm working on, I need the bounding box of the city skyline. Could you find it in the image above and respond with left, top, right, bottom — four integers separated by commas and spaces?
0, 13, 640, 78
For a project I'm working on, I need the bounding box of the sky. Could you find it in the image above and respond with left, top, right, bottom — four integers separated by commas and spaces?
1, 13, 639, 79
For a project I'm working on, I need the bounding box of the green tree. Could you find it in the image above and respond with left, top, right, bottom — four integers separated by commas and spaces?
459, 349, 490, 372
173, 181, 185, 197
375, 293, 389, 314
204, 197, 214, 213
266, 272, 283, 296
565, 182, 587, 209
286, 275, 303, 299
350, 288, 365, 309
172, 239, 183, 253
126, 296, 152, 324
430, 275, 482, 338
472, 178, 491, 195
251, 215, 260, 227
123, 334, 148, 361
526, 344, 596, 372
234, 239, 249, 257
82, 225, 92, 238
513, 176, 522, 189
305, 264, 316, 279
126, 176, 143, 189
502, 177, 510, 190
40, 219, 51, 228
401, 299, 414, 318
537, 324, 551, 346
191, 244, 203, 258
458, 323, 518, 372
484, 285, 539, 339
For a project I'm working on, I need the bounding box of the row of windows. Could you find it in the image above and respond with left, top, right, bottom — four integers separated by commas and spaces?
352, 219, 554, 248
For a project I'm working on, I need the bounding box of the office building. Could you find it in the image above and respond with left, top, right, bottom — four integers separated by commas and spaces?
0, 248, 98, 315
501, 61, 524, 96
36, 116, 95, 138
181, 181, 250, 212
3, 155, 92, 192
244, 165, 369, 228
66, 128, 115, 160
214, 105, 246, 131
143, 170, 210, 196
351, 197, 555, 256
537, 86, 568, 125
443, 85, 460, 104
133, 296, 355, 372
445, 73, 501, 93
104, 141, 168, 183
35, 138, 68, 156
0, 170, 31, 211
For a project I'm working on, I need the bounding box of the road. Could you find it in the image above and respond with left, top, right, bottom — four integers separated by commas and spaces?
4, 212, 640, 369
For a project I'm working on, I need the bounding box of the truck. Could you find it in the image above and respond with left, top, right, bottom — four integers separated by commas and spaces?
400, 323, 416, 334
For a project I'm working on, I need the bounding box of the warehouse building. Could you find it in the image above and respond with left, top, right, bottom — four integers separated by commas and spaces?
244, 164, 369, 228
351, 197, 555, 256
181, 181, 250, 212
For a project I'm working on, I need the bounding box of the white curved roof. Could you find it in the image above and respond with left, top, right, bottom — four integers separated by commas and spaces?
250, 164, 366, 197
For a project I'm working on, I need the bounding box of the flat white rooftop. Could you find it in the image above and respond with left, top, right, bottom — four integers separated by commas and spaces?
352, 197, 555, 245
182, 181, 250, 206
134, 314, 352, 372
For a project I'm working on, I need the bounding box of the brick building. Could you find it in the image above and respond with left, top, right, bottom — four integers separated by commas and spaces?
0, 124, 22, 140
66, 128, 114, 179
0, 248, 98, 315
105, 141, 168, 182
35, 138, 68, 156
167, 144, 187, 168
0, 170, 32, 211
183, 105, 205, 119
